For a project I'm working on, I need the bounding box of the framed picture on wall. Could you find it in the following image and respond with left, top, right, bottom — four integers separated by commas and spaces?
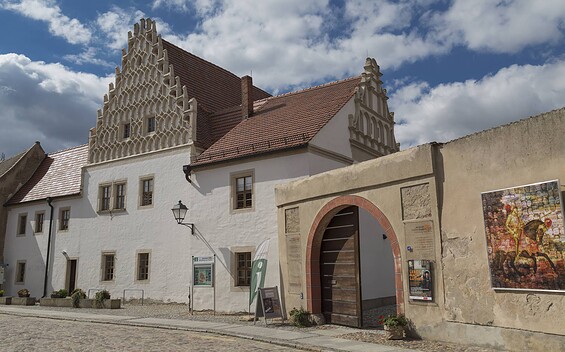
408, 259, 433, 301
481, 180, 565, 291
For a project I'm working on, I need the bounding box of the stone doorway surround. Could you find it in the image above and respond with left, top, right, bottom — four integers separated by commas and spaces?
305, 195, 404, 318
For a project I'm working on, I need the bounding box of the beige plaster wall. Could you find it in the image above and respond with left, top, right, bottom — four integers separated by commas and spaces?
276, 144, 445, 326
437, 108, 565, 336
276, 108, 565, 350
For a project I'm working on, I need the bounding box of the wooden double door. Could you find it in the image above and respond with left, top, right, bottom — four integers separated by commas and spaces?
320, 206, 362, 327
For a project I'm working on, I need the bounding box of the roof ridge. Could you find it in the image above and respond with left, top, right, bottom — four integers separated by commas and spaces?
264, 75, 361, 101
48, 143, 88, 156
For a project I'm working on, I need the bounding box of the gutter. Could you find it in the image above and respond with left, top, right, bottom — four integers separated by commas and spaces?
42, 197, 54, 298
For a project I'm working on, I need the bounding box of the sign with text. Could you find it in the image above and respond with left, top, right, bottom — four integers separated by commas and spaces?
254, 286, 283, 325
193, 263, 213, 286
405, 220, 435, 260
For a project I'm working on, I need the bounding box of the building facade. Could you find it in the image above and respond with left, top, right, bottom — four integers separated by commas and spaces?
1, 18, 398, 312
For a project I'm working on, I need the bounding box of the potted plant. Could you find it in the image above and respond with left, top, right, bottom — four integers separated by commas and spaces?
17, 288, 31, 298
380, 314, 408, 340
95, 289, 111, 308
70, 288, 86, 308
289, 307, 312, 327
50, 288, 68, 298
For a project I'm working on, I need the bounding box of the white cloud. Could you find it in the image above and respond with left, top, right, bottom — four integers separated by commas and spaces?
0, 0, 91, 45
63, 47, 115, 68
95, 6, 147, 51
390, 59, 565, 148
433, 0, 565, 53
0, 54, 112, 156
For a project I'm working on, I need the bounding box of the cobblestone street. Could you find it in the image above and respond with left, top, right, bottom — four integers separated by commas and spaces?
0, 315, 302, 352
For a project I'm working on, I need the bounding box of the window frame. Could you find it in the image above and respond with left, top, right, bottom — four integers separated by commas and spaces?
17, 213, 27, 236
235, 252, 252, 287
59, 208, 70, 231
101, 252, 116, 282
139, 176, 154, 208
122, 122, 131, 139
231, 170, 255, 213
114, 182, 127, 210
230, 246, 255, 291
99, 184, 112, 212
34, 211, 45, 234
145, 116, 156, 134
15, 260, 26, 285
135, 251, 151, 282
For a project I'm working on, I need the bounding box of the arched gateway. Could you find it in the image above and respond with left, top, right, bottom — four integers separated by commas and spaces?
305, 195, 403, 327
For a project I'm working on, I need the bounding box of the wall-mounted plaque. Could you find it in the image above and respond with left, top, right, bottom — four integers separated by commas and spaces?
193, 263, 213, 286
405, 220, 435, 260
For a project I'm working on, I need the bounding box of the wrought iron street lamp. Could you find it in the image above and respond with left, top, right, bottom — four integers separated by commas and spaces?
172, 200, 194, 234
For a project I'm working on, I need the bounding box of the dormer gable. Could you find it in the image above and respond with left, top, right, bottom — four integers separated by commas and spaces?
88, 18, 196, 164
348, 58, 400, 156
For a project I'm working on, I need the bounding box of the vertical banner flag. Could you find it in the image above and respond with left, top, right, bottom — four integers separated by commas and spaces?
249, 238, 270, 306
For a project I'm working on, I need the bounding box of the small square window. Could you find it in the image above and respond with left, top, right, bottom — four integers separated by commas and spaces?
100, 185, 111, 211
137, 252, 150, 281
236, 252, 252, 286
123, 123, 131, 139
114, 183, 126, 209
60, 208, 70, 231
147, 117, 156, 133
102, 253, 115, 281
140, 178, 154, 206
17, 214, 27, 236
35, 212, 44, 233
15, 261, 26, 284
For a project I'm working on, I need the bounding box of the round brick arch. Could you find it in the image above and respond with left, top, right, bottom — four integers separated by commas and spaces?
305, 194, 404, 317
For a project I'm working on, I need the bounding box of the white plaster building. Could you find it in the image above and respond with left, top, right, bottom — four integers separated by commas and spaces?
1, 19, 399, 312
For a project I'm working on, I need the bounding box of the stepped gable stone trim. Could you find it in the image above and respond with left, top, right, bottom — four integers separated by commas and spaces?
7, 145, 88, 205
88, 18, 196, 164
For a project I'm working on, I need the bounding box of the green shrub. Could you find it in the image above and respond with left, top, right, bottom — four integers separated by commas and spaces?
17, 288, 30, 297
95, 290, 111, 308
289, 307, 311, 327
381, 314, 408, 328
71, 289, 86, 308
50, 289, 68, 298
0, 289, 4, 297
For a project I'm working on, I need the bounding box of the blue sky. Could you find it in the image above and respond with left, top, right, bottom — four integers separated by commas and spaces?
1, 0, 565, 157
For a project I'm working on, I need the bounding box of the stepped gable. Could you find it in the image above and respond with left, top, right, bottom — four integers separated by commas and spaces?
192, 76, 362, 167
7, 145, 88, 205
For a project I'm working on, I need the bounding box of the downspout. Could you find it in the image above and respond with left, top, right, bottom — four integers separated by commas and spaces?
43, 197, 54, 298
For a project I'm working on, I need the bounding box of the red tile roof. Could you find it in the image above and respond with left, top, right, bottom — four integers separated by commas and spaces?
192, 76, 361, 167
162, 40, 271, 149
7, 144, 88, 204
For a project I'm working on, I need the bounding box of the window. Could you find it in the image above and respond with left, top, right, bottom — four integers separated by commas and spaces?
102, 253, 115, 281
137, 252, 150, 281
146, 116, 156, 133
100, 185, 111, 211
60, 208, 70, 231
235, 175, 253, 209
17, 214, 27, 236
15, 261, 26, 284
114, 183, 126, 209
236, 252, 252, 286
140, 178, 153, 206
123, 123, 131, 139
35, 212, 44, 233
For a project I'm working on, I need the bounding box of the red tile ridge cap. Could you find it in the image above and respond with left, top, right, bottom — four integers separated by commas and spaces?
258, 75, 361, 103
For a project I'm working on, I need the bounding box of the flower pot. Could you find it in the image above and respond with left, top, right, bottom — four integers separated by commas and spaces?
384, 325, 404, 340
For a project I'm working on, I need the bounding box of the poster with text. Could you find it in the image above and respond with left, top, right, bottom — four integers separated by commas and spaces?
481, 180, 565, 291
408, 260, 433, 301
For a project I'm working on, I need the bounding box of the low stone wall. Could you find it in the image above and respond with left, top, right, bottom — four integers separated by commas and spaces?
0, 297, 12, 305
40, 298, 121, 309
11, 297, 36, 306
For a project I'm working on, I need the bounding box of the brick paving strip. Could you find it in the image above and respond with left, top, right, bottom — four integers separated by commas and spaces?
0, 304, 501, 352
